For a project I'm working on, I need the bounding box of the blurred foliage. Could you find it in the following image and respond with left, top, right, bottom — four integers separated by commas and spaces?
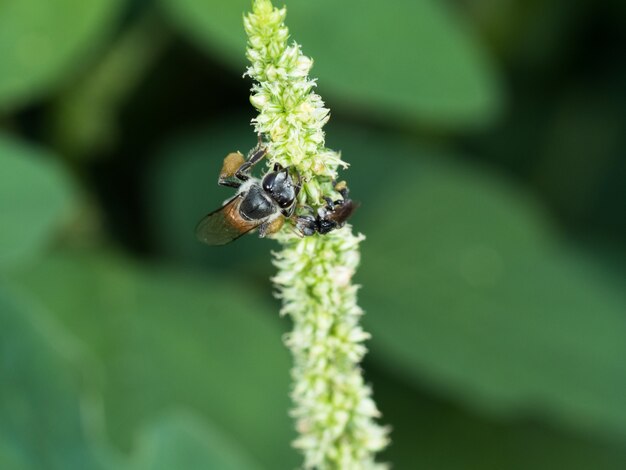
1, 0, 625, 468
0, 0, 123, 112
131, 412, 262, 470
161, 0, 502, 127
10, 251, 296, 468
0, 135, 74, 268
0, 285, 110, 470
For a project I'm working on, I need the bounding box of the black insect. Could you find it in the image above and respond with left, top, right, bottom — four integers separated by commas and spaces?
196, 142, 301, 246
295, 181, 357, 236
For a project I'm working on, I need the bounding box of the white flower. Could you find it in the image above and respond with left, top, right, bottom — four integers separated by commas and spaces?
245, 1, 389, 468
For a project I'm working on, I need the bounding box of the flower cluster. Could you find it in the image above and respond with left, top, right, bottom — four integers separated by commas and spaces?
273, 230, 389, 469
244, 0, 345, 207
245, 0, 389, 468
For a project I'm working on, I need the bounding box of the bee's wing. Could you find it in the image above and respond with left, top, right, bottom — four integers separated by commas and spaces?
329, 200, 358, 225
195, 195, 260, 246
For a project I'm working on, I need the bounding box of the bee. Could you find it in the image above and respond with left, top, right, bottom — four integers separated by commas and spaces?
295, 180, 358, 236
195, 142, 301, 245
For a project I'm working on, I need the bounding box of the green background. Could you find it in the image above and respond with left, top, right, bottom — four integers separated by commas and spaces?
1, 0, 625, 468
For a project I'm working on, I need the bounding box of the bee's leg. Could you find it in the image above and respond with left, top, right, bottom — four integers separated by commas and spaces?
259, 214, 285, 238
235, 144, 268, 180
218, 152, 246, 188
334, 180, 350, 200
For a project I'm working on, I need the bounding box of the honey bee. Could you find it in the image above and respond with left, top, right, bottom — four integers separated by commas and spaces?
195, 142, 301, 245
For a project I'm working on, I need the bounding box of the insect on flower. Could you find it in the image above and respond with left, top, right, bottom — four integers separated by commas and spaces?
196, 137, 357, 245
295, 180, 358, 236
195, 140, 301, 245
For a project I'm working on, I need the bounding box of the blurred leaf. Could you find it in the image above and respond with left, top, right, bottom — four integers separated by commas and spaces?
131, 411, 262, 470
0, 438, 31, 470
0, 134, 74, 270
53, 12, 169, 159
331, 128, 626, 441
0, 285, 113, 469
373, 367, 626, 470
533, 76, 626, 226
11, 250, 298, 469
0, 0, 122, 111
160, 0, 501, 127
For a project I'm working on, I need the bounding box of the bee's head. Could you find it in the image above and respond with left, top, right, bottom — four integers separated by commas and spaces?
262, 167, 297, 209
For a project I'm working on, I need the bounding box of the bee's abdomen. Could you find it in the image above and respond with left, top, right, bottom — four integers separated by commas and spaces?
240, 185, 276, 220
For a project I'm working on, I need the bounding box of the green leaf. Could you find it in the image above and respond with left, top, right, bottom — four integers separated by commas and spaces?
11, 250, 298, 469
0, 285, 113, 470
373, 368, 626, 470
0, 438, 31, 470
159, 0, 501, 127
331, 128, 626, 441
131, 411, 262, 470
0, 0, 122, 111
0, 134, 74, 270
53, 13, 169, 159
